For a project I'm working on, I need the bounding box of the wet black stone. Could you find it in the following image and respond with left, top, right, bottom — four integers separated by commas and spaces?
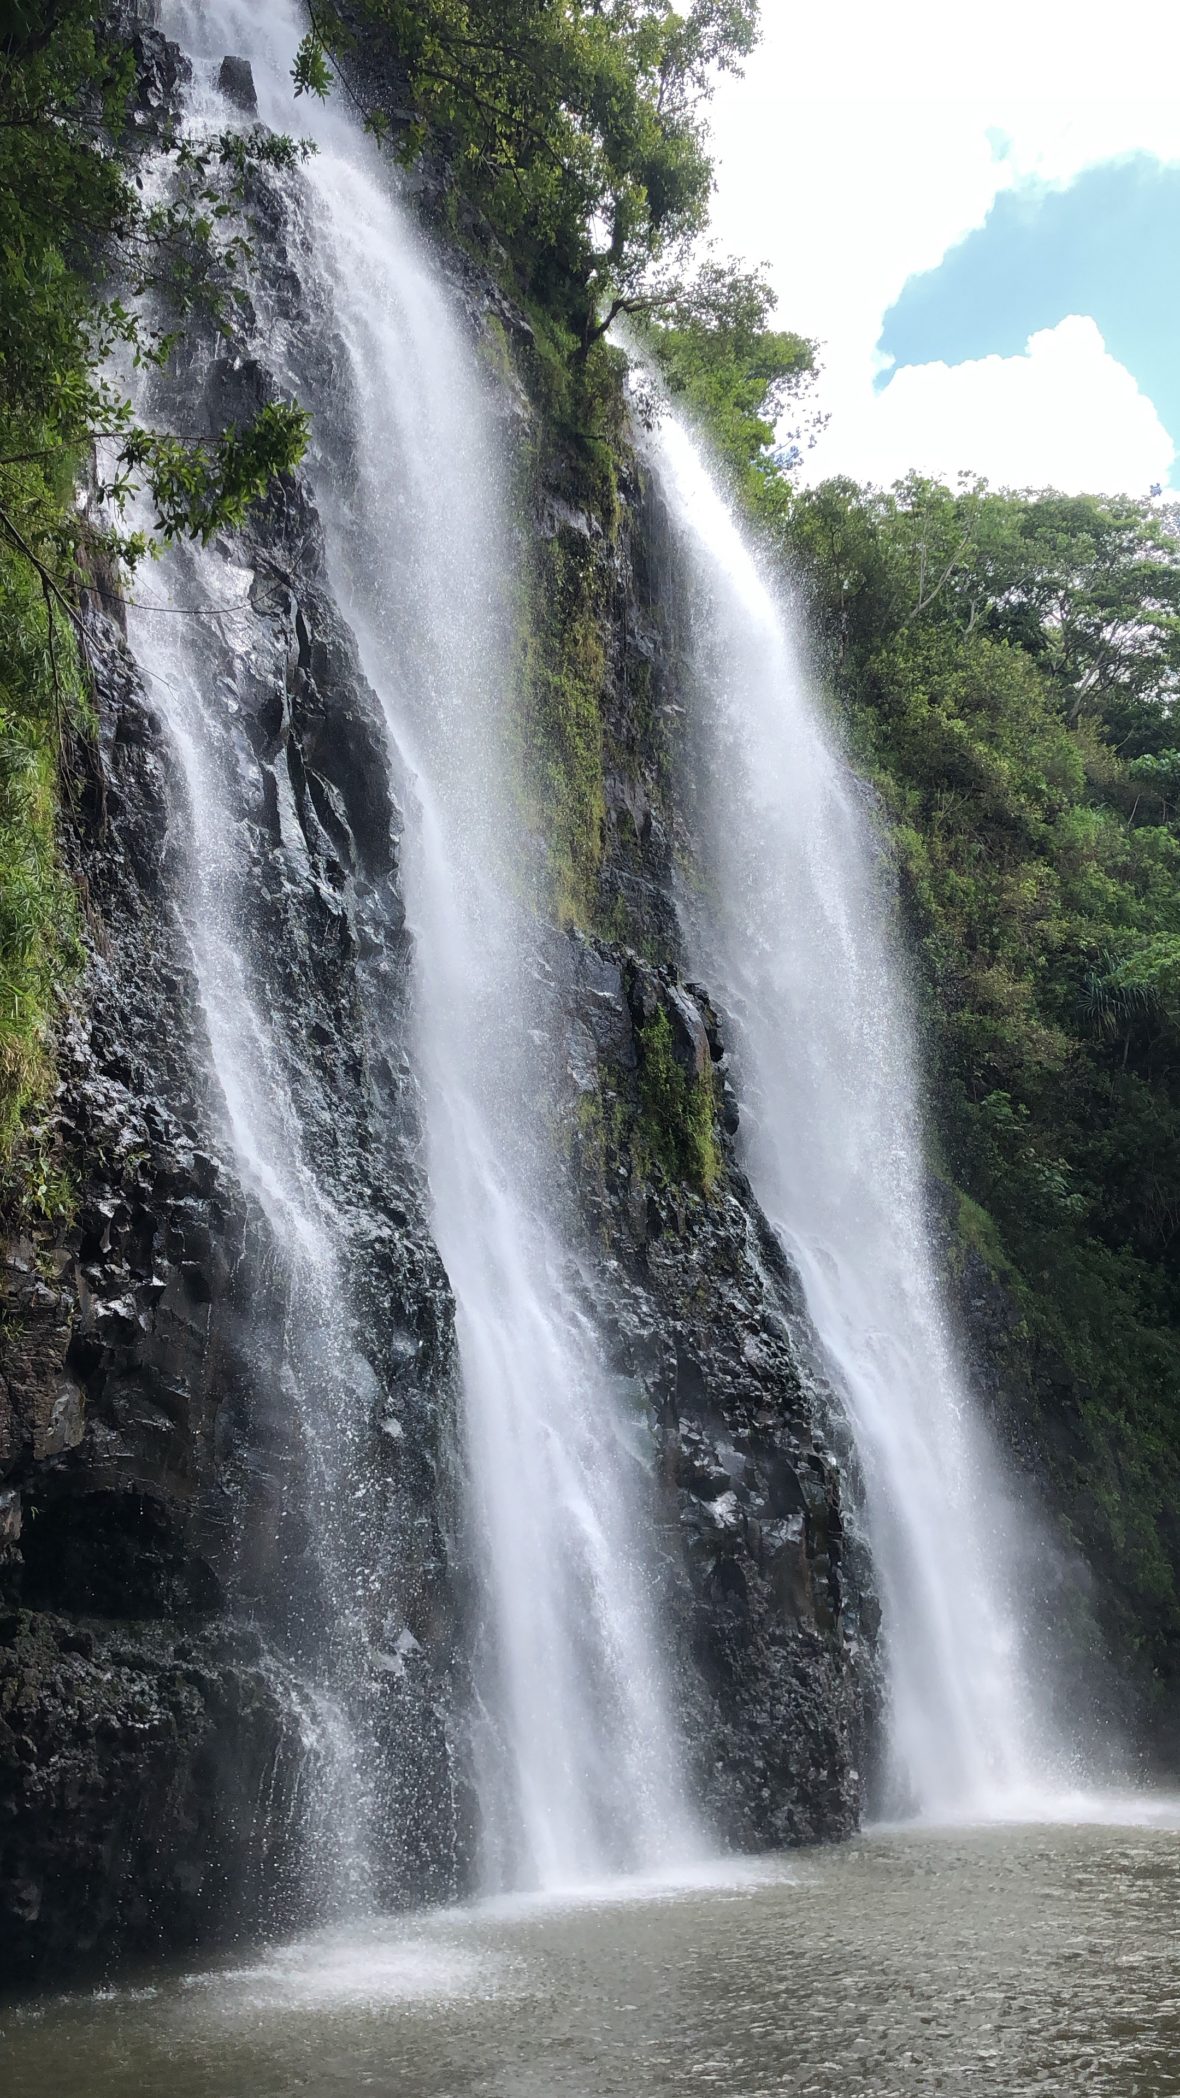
218, 55, 258, 113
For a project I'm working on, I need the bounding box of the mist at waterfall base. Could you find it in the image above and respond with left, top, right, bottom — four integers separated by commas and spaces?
646, 402, 1108, 1822
131, 0, 694, 1911
10, 1822, 1180, 2098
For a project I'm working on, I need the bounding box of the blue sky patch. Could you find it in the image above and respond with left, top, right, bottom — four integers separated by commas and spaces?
878, 154, 1180, 450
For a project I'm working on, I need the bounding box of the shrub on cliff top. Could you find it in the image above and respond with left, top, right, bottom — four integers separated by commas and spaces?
296, 0, 759, 349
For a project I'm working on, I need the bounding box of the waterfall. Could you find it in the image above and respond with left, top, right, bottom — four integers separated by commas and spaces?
649, 410, 1057, 1820
138, 0, 691, 1899
121, 534, 386, 1914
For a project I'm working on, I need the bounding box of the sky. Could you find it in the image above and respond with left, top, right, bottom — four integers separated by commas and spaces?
704, 0, 1180, 495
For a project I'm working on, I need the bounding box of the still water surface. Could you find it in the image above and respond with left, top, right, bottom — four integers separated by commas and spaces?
4, 1820, 1180, 2097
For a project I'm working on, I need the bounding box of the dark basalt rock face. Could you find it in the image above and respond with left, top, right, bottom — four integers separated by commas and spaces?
510, 394, 878, 1839
0, 452, 462, 1983
525, 440, 878, 1842
0, 1612, 305, 1969
556, 936, 876, 1843
217, 55, 257, 112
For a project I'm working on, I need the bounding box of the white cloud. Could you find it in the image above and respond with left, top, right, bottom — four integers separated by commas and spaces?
728, 0, 1180, 120
817, 316, 1174, 494
701, 0, 1180, 493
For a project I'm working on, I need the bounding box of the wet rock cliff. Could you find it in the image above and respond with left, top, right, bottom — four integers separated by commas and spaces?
530, 451, 878, 1843
0, 16, 873, 1981
0, 455, 463, 1976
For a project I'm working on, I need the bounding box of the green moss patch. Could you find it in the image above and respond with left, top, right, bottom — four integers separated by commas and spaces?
636, 1006, 720, 1194
517, 522, 609, 927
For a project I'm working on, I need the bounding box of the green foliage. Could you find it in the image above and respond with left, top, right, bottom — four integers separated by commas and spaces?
776, 471, 1180, 1659
0, 8, 314, 613
0, 3, 310, 1171
521, 311, 632, 504
638, 257, 819, 499
299, 0, 757, 346
636, 1006, 719, 1191
115, 402, 311, 547
517, 525, 609, 925
0, 467, 81, 1169
0, 5, 309, 574
953, 1190, 1014, 1281
569, 1001, 719, 1208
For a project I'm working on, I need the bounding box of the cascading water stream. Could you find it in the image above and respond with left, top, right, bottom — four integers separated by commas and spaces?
122, 537, 385, 1911
143, 0, 693, 1897
649, 410, 1059, 1820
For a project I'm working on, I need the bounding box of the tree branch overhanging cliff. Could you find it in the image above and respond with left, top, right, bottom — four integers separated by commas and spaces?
293, 0, 759, 349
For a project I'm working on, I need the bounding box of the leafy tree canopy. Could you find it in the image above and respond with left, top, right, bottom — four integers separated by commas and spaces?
635, 257, 822, 500
0, 0, 309, 595
296, 0, 759, 346
783, 470, 1180, 1663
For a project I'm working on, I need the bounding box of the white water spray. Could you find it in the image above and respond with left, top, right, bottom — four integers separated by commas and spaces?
650, 412, 1056, 1819
155, 0, 692, 1894
122, 539, 383, 1909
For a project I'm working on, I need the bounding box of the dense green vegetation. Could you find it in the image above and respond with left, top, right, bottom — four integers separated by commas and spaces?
0, 1, 309, 1183
0, 462, 82, 1170
639, 258, 821, 501
298, 0, 757, 349
635, 1005, 720, 1191
518, 523, 610, 928
780, 477, 1180, 1662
